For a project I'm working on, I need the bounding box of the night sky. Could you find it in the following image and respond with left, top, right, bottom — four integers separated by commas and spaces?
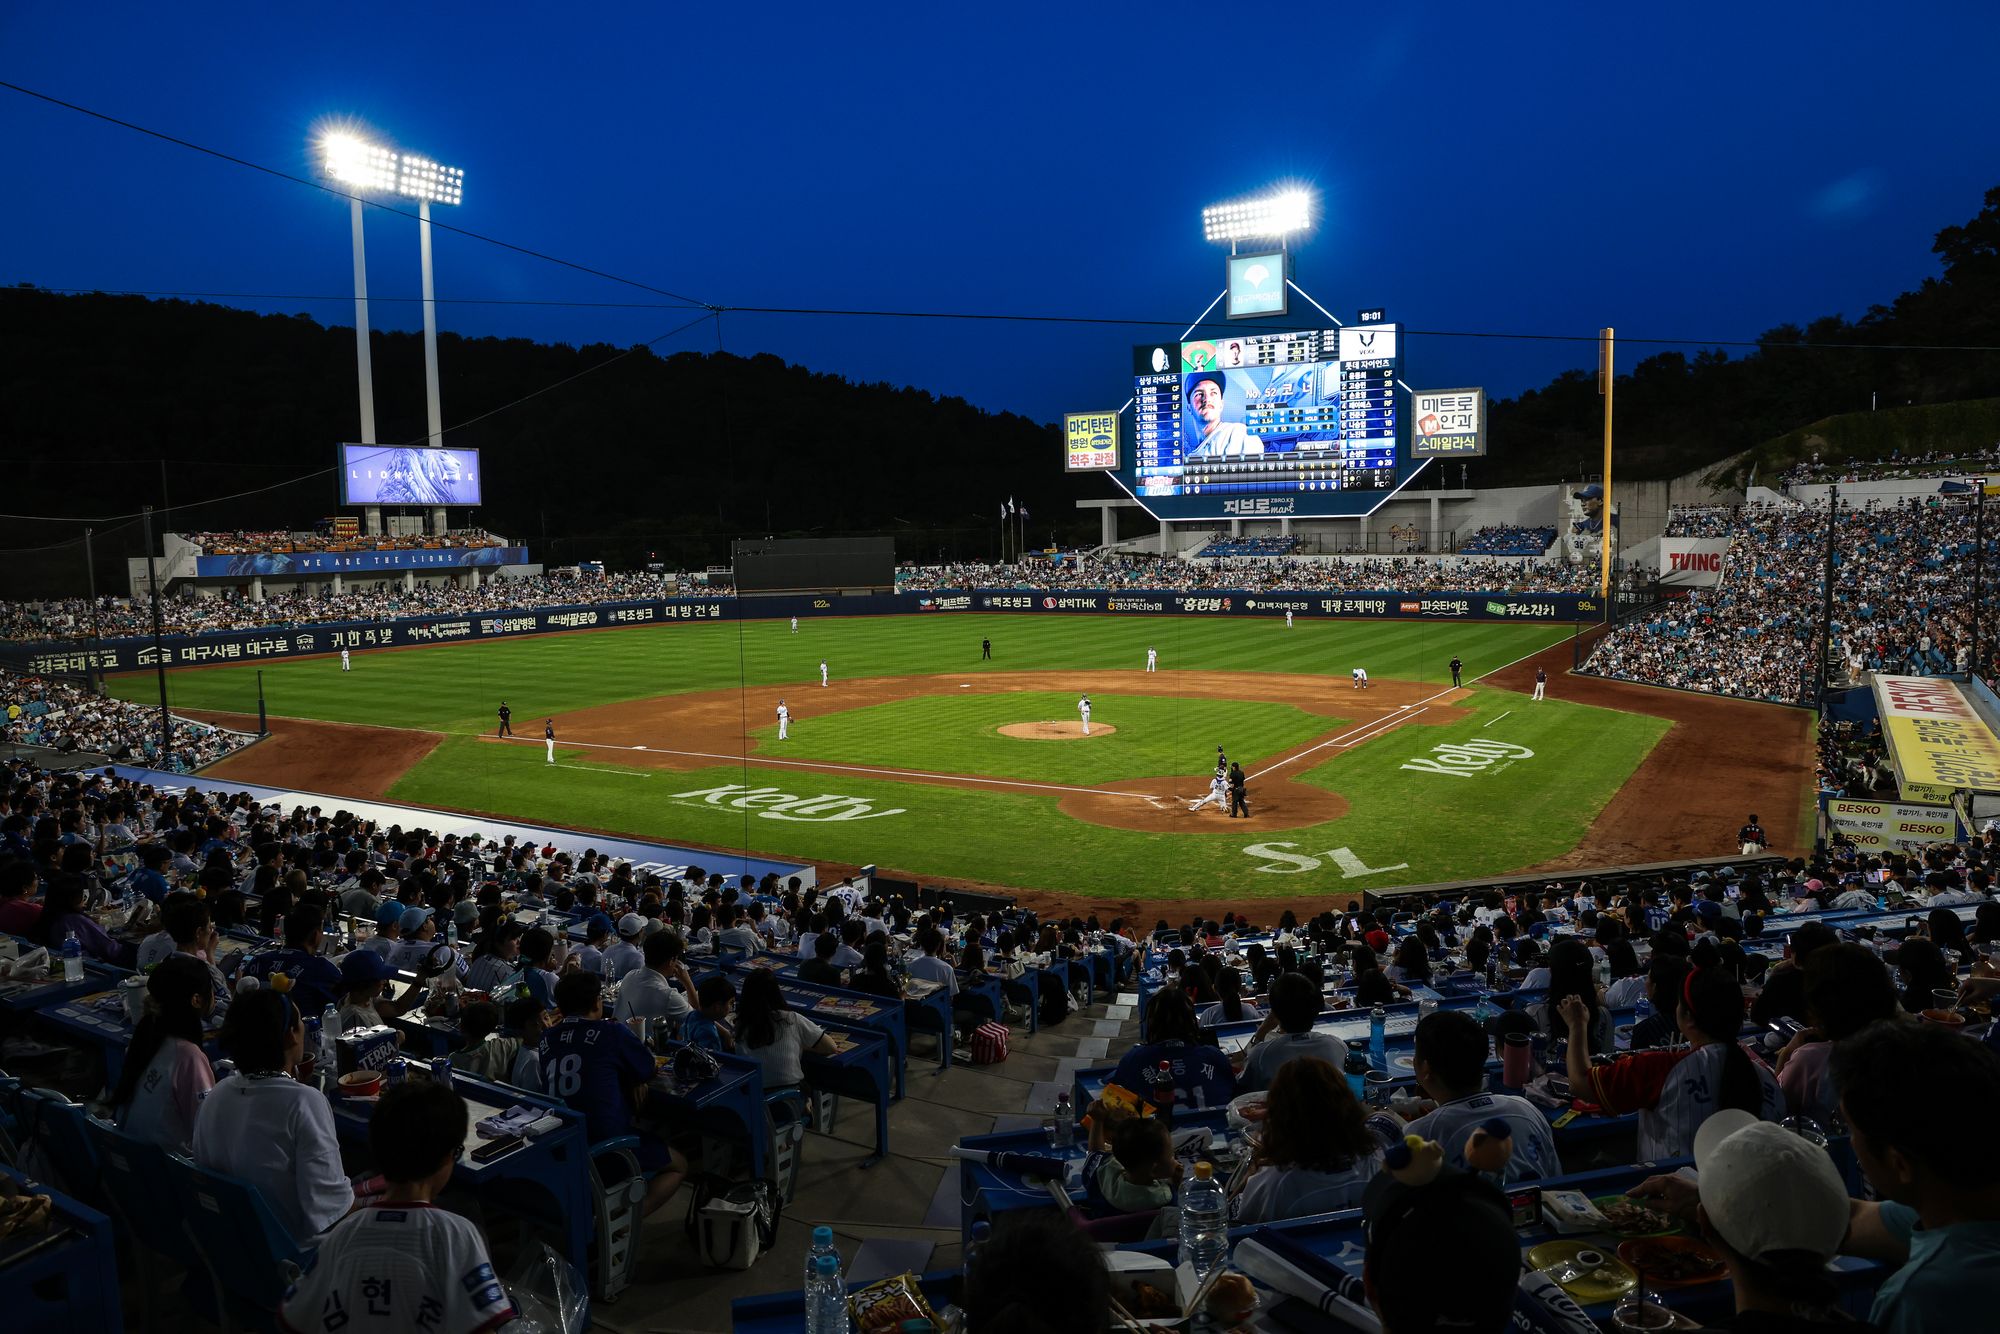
5, 3, 1997, 428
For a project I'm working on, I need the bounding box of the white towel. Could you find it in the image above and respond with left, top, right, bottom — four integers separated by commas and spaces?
1231, 1238, 1382, 1332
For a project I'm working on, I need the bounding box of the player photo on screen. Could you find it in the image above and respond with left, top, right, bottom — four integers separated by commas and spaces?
1182, 367, 1343, 460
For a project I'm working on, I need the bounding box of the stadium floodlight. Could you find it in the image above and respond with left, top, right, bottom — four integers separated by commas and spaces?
317, 126, 467, 525
1202, 187, 1314, 244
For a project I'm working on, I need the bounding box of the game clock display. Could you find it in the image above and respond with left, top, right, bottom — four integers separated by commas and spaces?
1128, 326, 1399, 504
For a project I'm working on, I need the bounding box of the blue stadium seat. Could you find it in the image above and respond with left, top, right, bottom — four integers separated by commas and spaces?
85, 1116, 216, 1331
164, 1154, 313, 1332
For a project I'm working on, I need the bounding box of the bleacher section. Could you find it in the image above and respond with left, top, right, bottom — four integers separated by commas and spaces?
1194, 535, 1302, 559
1459, 524, 1555, 556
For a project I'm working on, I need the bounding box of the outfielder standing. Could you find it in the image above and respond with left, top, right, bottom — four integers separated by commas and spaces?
340, 647, 351, 673
820, 659, 829, 687
544, 719, 556, 765
497, 702, 513, 737
777, 699, 790, 739
1533, 668, 1547, 702
1077, 695, 1091, 736
1285, 609, 1293, 629
1145, 647, 1158, 673
790, 616, 799, 634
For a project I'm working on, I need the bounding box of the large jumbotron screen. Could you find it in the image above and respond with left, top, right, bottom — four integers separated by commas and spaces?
340, 444, 484, 507
1111, 325, 1414, 520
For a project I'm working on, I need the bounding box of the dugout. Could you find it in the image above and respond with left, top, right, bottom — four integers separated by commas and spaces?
731, 537, 895, 595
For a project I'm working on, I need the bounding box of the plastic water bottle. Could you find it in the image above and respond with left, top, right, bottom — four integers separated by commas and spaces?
446, 918, 459, 948
1155, 1059, 1176, 1126
1369, 1004, 1387, 1071
1634, 994, 1654, 1026
61, 930, 83, 982
1052, 1089, 1075, 1148
1484, 945, 1501, 989
965, 1219, 990, 1280
1177, 1161, 1229, 1280
808, 1252, 849, 1333
804, 1225, 839, 1295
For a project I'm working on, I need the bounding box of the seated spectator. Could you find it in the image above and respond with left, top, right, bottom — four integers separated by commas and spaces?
963, 1212, 1107, 1334
0, 858, 40, 935
109, 954, 216, 1154
1890, 937, 1953, 1013
735, 968, 836, 1097
34, 873, 135, 967
1237, 973, 1344, 1093
1774, 943, 1900, 1124
193, 989, 353, 1241
1233, 1057, 1379, 1223
682, 975, 735, 1053
1109, 988, 1236, 1112
600, 914, 646, 980
1397, 1010, 1559, 1182
1360, 1163, 1522, 1333
1084, 1113, 1179, 1215
1630, 949, 1692, 1049
538, 972, 685, 1216
463, 920, 524, 993
1560, 967, 1781, 1158
501, 926, 561, 1009
1197, 965, 1260, 1028
236, 906, 342, 1012
612, 930, 695, 1030
280, 1081, 516, 1332
797, 931, 846, 987
1751, 920, 1837, 1026
849, 938, 904, 999
333, 948, 407, 1034
902, 927, 954, 998
1530, 936, 1614, 1055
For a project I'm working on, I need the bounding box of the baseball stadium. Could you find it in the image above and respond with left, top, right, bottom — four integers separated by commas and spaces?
6, 13, 2000, 1334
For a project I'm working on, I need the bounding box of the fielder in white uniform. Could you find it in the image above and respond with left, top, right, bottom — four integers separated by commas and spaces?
790, 616, 798, 633
1189, 772, 1229, 813
1352, 667, 1370, 690
777, 700, 790, 739
340, 648, 351, 672
1285, 609, 1293, 628
1145, 647, 1158, 672
1533, 668, 1547, 701
544, 720, 556, 764
820, 660, 829, 687
1077, 695, 1091, 735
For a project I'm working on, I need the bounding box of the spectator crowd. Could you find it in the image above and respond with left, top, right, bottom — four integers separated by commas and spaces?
186, 528, 505, 556
898, 552, 1596, 595
0, 672, 246, 770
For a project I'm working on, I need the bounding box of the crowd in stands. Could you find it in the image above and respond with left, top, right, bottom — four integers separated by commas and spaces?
1818, 716, 1894, 797
1459, 524, 1557, 556
1582, 495, 1992, 703
1193, 534, 1301, 558
1779, 442, 2000, 489
0, 571, 710, 644
185, 528, 506, 556
899, 553, 1598, 595
7, 756, 2000, 1327
0, 672, 246, 770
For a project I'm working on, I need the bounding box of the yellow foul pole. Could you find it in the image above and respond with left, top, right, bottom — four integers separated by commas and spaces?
1598, 326, 1615, 604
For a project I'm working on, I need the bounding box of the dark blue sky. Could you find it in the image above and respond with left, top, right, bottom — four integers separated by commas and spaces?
6, 4, 1997, 428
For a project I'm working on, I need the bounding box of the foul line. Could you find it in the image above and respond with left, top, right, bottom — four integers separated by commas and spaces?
1483, 710, 1513, 729
1246, 636, 1559, 782
487, 733, 1164, 801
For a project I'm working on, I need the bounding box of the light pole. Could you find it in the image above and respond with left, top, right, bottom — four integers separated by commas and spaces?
320, 131, 466, 528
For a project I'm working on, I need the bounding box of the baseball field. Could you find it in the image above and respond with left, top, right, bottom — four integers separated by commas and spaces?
108, 613, 1816, 912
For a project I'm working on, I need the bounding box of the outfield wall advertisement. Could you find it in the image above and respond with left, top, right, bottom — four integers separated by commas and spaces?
3, 588, 1604, 676
1873, 674, 2000, 802
1820, 796, 1963, 851
1658, 538, 1733, 588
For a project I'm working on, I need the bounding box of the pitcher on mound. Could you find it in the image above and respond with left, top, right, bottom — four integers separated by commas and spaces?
1077, 695, 1092, 735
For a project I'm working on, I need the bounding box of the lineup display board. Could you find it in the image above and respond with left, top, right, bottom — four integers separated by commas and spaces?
340, 444, 484, 507
1119, 324, 1403, 519
1063, 411, 1121, 471
1410, 388, 1485, 457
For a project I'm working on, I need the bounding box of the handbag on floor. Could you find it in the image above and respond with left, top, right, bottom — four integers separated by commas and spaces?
971, 1020, 1009, 1064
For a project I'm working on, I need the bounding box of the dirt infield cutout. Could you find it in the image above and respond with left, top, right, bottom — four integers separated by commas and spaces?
997, 721, 1118, 740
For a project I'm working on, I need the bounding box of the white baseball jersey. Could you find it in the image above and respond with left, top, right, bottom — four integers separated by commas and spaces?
1146, 649, 1157, 667
790, 617, 798, 632
1400, 1091, 1561, 1183
340, 650, 350, 667
820, 661, 828, 684
282, 1202, 515, 1333
1078, 698, 1090, 717
777, 704, 790, 724
1285, 610, 1293, 626
1353, 668, 1368, 682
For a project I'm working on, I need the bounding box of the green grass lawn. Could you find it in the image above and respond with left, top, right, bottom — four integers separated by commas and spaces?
107, 613, 1658, 899
764, 691, 1342, 785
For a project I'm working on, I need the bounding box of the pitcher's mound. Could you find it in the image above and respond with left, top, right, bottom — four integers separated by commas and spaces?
999, 721, 1117, 740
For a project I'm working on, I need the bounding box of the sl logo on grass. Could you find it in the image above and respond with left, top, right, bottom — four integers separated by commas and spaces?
669, 784, 906, 821
1400, 739, 1534, 778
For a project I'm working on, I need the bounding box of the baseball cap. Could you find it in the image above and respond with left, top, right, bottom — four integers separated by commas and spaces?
1693, 1111, 1849, 1262
586, 912, 615, 938
337, 949, 393, 986
1803, 878, 1826, 893
1361, 1165, 1519, 1331
374, 900, 405, 930
398, 906, 434, 934
617, 913, 646, 939
453, 901, 481, 929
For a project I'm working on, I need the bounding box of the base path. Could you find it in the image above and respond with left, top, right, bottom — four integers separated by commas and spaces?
1489, 632, 1814, 871
525, 670, 1470, 834
187, 712, 444, 801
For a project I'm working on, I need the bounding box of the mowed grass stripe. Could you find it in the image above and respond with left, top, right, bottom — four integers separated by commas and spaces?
112, 613, 1574, 736
767, 691, 1343, 786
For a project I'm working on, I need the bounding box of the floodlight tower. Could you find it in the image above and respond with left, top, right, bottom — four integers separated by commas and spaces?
1202, 187, 1313, 253
320, 132, 466, 532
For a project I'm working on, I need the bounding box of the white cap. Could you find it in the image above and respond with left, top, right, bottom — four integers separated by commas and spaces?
617, 913, 645, 938
1693, 1110, 1850, 1262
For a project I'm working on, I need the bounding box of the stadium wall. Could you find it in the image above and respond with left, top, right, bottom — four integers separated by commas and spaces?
0, 588, 1609, 676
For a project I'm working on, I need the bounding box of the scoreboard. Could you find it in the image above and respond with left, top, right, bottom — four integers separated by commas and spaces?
1122, 325, 1401, 517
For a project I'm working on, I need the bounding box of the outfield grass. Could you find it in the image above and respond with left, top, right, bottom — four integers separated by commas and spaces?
764, 691, 1343, 785
108, 614, 1655, 898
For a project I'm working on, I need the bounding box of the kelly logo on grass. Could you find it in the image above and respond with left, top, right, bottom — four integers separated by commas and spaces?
669, 784, 907, 820
1399, 739, 1534, 778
